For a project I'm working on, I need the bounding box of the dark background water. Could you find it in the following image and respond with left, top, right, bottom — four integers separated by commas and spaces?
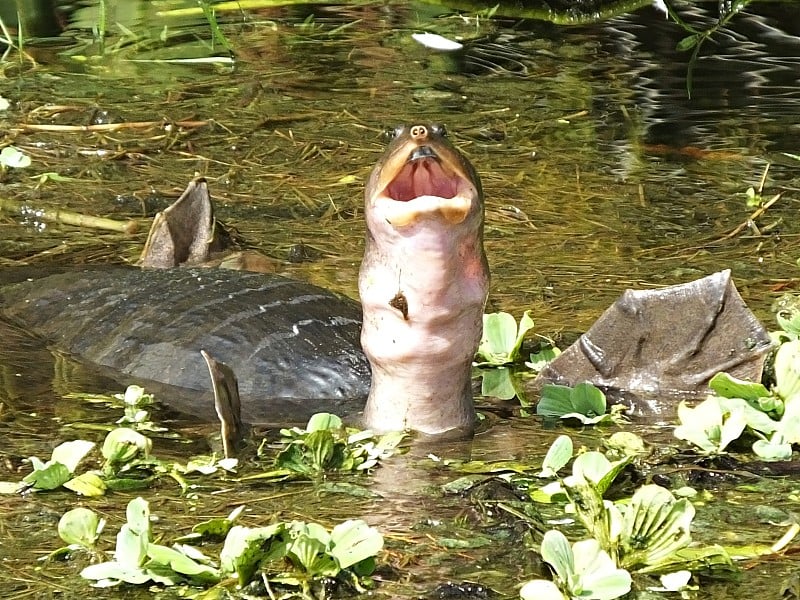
1, 0, 799, 597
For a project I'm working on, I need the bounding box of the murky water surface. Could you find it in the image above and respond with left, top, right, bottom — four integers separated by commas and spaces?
1, 0, 800, 598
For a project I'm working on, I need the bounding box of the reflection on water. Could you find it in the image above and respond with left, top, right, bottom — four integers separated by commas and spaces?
1, 0, 799, 597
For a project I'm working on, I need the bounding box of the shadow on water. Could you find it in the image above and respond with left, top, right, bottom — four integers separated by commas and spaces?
1, 0, 800, 597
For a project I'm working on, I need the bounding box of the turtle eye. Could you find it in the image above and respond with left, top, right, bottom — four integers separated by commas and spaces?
430, 123, 447, 137
383, 125, 405, 142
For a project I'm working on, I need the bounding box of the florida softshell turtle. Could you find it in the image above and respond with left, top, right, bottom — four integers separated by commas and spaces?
0, 124, 773, 435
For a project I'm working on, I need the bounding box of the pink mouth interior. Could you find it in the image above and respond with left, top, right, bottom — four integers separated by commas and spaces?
386, 157, 459, 202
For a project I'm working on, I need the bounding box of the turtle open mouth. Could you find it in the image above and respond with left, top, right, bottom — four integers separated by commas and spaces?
385, 147, 461, 202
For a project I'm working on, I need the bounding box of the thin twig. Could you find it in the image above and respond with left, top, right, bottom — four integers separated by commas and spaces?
0, 197, 139, 233
12, 120, 210, 133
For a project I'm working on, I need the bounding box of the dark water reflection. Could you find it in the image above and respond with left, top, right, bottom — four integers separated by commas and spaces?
1, 0, 800, 597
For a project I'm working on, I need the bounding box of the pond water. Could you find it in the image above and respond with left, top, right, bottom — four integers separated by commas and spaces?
1, 0, 800, 598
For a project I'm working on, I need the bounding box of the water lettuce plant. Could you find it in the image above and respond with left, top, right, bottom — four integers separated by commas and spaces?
250, 412, 406, 481
476, 310, 535, 366
676, 339, 800, 460
70, 497, 383, 597
520, 530, 631, 600
475, 310, 560, 401
221, 518, 382, 596
536, 382, 622, 425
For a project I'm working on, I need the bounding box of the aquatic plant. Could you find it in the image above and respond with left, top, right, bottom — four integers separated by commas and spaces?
0, 385, 402, 498
0, 145, 31, 170
475, 310, 559, 401
69, 496, 383, 597
249, 412, 406, 482
677, 339, 800, 461
476, 310, 535, 366
515, 435, 734, 598
520, 530, 631, 600
665, 0, 756, 96
537, 382, 625, 425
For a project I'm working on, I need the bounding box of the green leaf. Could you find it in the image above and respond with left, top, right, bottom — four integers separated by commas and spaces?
539, 435, 573, 477
102, 428, 152, 465
0, 146, 32, 169
718, 407, 747, 452
571, 452, 613, 486
476, 310, 534, 365
286, 522, 330, 573
58, 507, 104, 549
752, 435, 793, 461
220, 523, 284, 585
329, 519, 383, 570
146, 543, 220, 581
186, 505, 245, 540
126, 497, 151, 537
115, 523, 148, 569
23, 461, 70, 490
80, 561, 150, 585
50, 440, 95, 474
526, 344, 561, 371
674, 398, 725, 454
306, 412, 342, 432
519, 579, 566, 600
709, 372, 769, 401
676, 33, 700, 51
540, 530, 574, 586
619, 485, 694, 570
720, 397, 778, 435
571, 382, 607, 416
537, 383, 608, 423
537, 384, 575, 417
572, 538, 631, 599
63, 471, 107, 496
479, 367, 517, 400
604, 432, 647, 457
775, 340, 800, 402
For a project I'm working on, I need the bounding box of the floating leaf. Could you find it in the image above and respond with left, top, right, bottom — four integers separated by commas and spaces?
0, 146, 31, 169
537, 384, 574, 416
220, 523, 284, 585
146, 543, 219, 582
22, 461, 70, 490
619, 485, 694, 571
571, 539, 632, 599
538, 382, 611, 424
102, 428, 152, 465
709, 372, 770, 401
411, 32, 464, 51
51, 440, 96, 474
519, 579, 566, 600
479, 367, 517, 400
776, 340, 800, 403
539, 435, 573, 478
306, 412, 342, 432
537, 530, 631, 600
80, 560, 151, 585
329, 519, 383, 570
526, 345, 561, 371
58, 507, 104, 549
64, 471, 107, 496
540, 530, 574, 585
476, 310, 534, 365
752, 432, 793, 461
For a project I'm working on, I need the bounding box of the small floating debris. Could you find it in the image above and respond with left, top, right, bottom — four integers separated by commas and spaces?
411, 32, 463, 51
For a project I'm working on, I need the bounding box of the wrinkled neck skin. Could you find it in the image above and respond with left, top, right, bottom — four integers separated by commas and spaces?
359, 124, 489, 437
